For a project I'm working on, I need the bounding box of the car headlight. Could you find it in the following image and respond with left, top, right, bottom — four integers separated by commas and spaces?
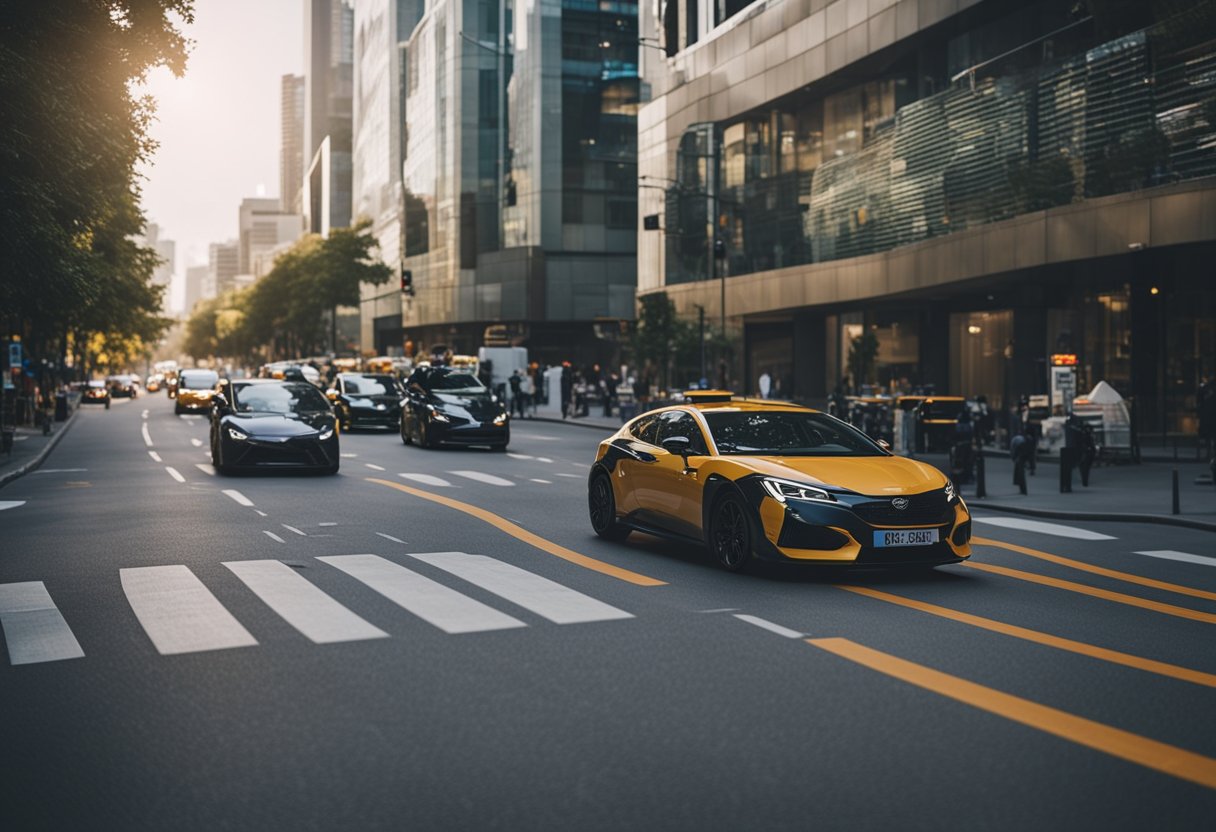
428, 406, 450, 423
318, 426, 334, 440
944, 480, 957, 504
759, 477, 834, 503
493, 412, 508, 425
227, 426, 249, 441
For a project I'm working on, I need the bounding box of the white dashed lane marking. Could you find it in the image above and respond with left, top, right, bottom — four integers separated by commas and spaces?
148, 451, 162, 462
282, 525, 307, 536
223, 489, 255, 507
398, 473, 453, 488
376, 532, 406, 545
1134, 550, 1216, 568
365, 464, 386, 471
507, 453, 534, 460
165, 467, 186, 483
530, 479, 552, 484
451, 471, 515, 487
734, 614, 805, 639
971, 516, 1116, 541
263, 531, 286, 544
195, 464, 215, 476
141, 423, 153, 447
0, 501, 27, 511
191, 438, 203, 447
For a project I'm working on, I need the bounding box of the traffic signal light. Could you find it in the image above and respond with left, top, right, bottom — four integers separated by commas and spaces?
401, 270, 414, 295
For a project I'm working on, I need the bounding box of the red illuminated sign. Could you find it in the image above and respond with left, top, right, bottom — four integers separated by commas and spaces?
1050, 353, 1078, 366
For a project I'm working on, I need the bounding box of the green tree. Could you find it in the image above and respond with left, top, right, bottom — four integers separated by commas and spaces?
0, 2, 193, 378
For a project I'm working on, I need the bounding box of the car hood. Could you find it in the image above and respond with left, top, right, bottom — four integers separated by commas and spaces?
730, 455, 946, 496
432, 392, 501, 421
229, 412, 332, 436
348, 394, 400, 408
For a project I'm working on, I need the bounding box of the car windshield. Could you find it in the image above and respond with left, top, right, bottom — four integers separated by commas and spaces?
233, 382, 330, 415
922, 400, 965, 420
344, 375, 401, 396
704, 410, 884, 457
427, 371, 485, 393
179, 372, 218, 390
87, 381, 105, 389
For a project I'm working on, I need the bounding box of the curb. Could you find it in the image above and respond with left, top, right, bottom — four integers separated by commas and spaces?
970, 500, 1216, 533
0, 408, 80, 490
526, 416, 622, 432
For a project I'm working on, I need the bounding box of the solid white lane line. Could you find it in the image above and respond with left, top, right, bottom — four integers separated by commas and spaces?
451, 470, 515, 487
507, 453, 534, 460
365, 463, 386, 471
165, 466, 186, 484
398, 473, 453, 487
0, 582, 85, 665
224, 560, 388, 644
281, 524, 307, 537
733, 613, 805, 639
223, 489, 254, 507
1134, 550, 1216, 568
971, 516, 1116, 541
148, 451, 162, 462
376, 533, 406, 545
191, 438, 203, 447
263, 531, 286, 544
408, 552, 632, 625
195, 463, 215, 476
120, 565, 257, 655
32, 468, 88, 474
0, 501, 27, 511
530, 479, 552, 484
141, 423, 153, 447
318, 555, 525, 634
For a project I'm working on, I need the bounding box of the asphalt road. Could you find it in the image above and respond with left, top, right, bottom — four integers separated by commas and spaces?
2, 395, 1215, 830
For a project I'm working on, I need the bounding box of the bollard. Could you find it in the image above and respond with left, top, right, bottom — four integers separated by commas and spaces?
1172, 468, 1180, 515
975, 448, 987, 498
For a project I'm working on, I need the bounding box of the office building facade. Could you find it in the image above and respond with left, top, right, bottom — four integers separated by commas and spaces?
638, 0, 1216, 437
281, 74, 306, 215
208, 240, 240, 297
381, 0, 640, 364
304, 0, 356, 236
238, 197, 304, 276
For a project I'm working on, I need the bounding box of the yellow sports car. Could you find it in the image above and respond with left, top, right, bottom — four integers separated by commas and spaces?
587, 392, 972, 571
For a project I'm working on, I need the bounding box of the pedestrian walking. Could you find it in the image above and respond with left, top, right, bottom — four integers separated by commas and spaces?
1078, 418, 1097, 487
1060, 412, 1085, 493
508, 370, 524, 419
1010, 428, 1032, 495
560, 363, 573, 419
950, 409, 975, 484
519, 371, 534, 418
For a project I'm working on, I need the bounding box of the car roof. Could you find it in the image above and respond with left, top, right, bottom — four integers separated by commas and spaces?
651, 396, 820, 415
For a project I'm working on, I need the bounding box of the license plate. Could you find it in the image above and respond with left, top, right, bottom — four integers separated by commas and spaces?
873, 528, 939, 547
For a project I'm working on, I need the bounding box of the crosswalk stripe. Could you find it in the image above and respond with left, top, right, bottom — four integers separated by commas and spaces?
120, 565, 258, 655
398, 473, 452, 487
0, 501, 25, 511
318, 555, 526, 634
407, 552, 633, 624
224, 560, 388, 644
971, 516, 1115, 541
0, 582, 85, 665
1134, 550, 1216, 568
450, 470, 515, 487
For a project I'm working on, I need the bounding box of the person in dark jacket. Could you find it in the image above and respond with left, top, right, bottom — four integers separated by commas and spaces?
950, 409, 975, 484
560, 363, 573, 419
1060, 412, 1086, 493
1077, 417, 1097, 487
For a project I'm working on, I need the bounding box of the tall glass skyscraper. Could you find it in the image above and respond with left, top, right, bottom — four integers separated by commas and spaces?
388, 0, 639, 365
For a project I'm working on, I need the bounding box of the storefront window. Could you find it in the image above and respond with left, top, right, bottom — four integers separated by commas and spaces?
950, 310, 1013, 412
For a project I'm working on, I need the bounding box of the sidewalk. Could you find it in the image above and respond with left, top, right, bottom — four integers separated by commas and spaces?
0, 399, 81, 489
527, 410, 1215, 531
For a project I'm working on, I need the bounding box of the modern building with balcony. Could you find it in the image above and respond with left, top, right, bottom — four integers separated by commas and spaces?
390, 0, 641, 365
638, 0, 1216, 439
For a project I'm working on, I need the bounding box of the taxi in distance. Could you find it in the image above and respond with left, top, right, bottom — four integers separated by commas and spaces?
587, 391, 972, 571
174, 368, 220, 415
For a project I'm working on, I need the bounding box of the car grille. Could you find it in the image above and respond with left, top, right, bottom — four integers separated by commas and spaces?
850, 490, 951, 527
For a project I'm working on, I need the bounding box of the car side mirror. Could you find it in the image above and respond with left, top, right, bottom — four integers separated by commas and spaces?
877, 439, 891, 451
661, 436, 692, 458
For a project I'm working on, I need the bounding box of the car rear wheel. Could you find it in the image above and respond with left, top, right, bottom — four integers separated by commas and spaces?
709, 491, 753, 572
588, 472, 629, 541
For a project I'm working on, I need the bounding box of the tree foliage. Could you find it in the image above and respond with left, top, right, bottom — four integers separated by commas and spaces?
182, 220, 391, 363
0, 1, 193, 376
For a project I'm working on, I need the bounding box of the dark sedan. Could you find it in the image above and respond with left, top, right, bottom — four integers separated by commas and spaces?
327, 373, 403, 431
210, 379, 340, 475
400, 367, 509, 450
81, 380, 111, 408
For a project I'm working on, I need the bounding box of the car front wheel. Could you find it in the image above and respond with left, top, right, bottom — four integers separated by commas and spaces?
708, 491, 753, 572
588, 472, 629, 541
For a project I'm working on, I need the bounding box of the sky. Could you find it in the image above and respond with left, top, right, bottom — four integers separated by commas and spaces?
137, 0, 303, 312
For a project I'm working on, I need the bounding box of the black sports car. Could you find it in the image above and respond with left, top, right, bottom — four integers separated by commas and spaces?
210, 379, 340, 474
400, 367, 509, 450
327, 372, 404, 431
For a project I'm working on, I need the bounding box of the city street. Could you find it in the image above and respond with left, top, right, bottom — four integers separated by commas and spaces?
2, 397, 1214, 830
